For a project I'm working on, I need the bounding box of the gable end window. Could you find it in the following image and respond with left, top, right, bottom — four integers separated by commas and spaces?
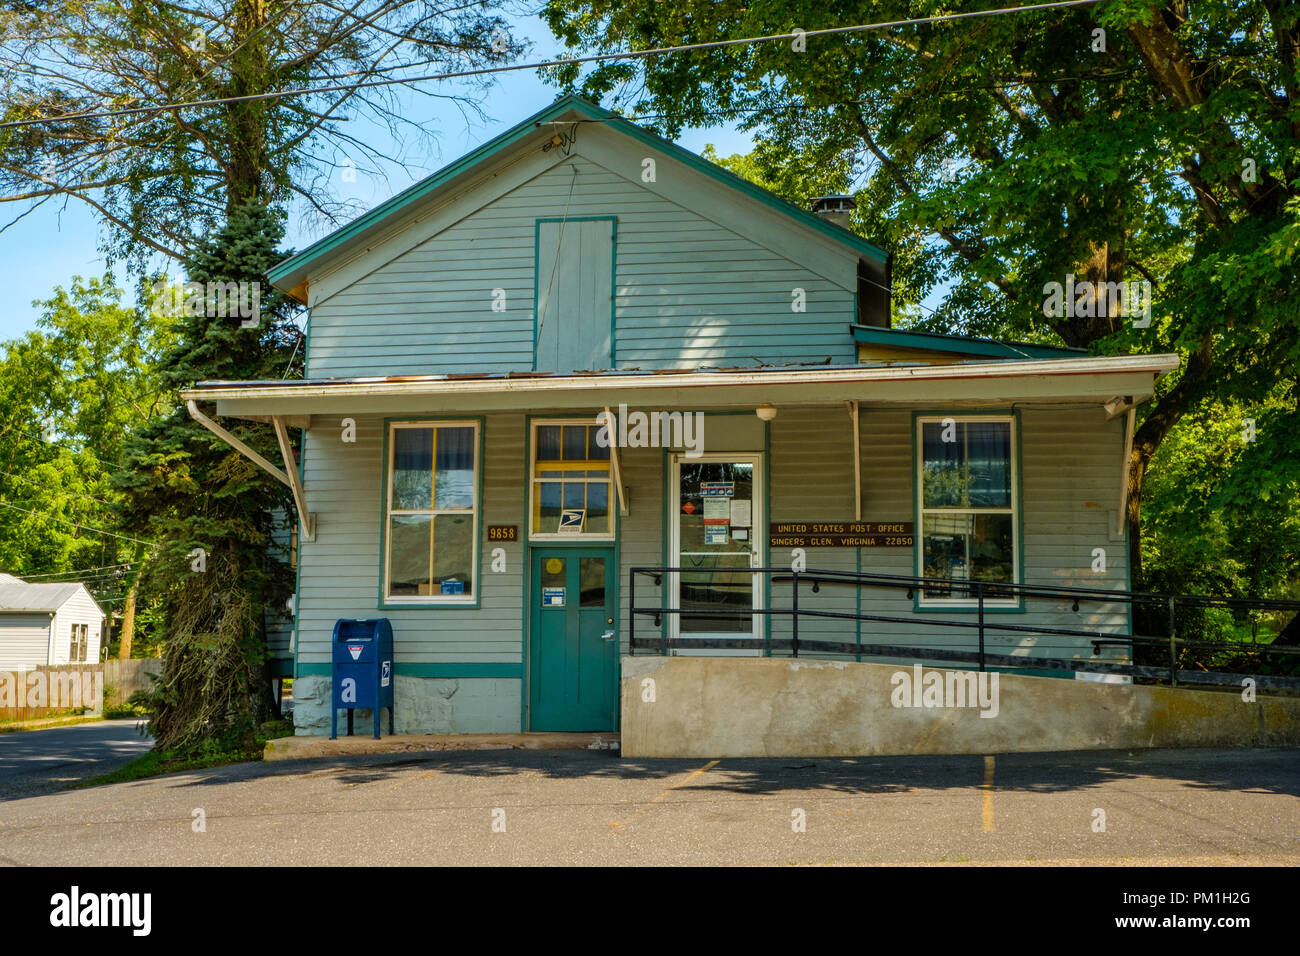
384, 421, 480, 603
915, 415, 1019, 606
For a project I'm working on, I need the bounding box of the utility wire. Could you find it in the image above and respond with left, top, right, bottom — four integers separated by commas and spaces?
0, 500, 156, 546
0, 1, 1104, 131
16, 562, 141, 579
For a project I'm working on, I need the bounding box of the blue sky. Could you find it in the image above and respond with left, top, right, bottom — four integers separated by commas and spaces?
0, 11, 757, 342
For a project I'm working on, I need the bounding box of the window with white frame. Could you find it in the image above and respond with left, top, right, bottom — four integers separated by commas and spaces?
384, 421, 479, 602
69, 623, 88, 662
916, 415, 1018, 605
529, 421, 613, 539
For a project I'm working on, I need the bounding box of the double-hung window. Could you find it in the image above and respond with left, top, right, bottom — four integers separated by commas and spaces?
69, 623, 88, 662
384, 421, 479, 603
916, 415, 1018, 606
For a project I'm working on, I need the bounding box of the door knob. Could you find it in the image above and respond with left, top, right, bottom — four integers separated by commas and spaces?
601, 630, 616, 641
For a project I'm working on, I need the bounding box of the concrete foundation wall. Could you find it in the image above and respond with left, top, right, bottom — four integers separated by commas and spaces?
291, 675, 520, 735
620, 656, 1300, 757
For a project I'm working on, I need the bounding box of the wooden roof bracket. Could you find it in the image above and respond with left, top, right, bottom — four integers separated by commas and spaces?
273, 416, 315, 541
185, 400, 314, 540
603, 406, 629, 516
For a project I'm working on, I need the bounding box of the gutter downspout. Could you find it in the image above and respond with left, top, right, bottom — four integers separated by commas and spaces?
846, 401, 861, 521
1116, 405, 1136, 538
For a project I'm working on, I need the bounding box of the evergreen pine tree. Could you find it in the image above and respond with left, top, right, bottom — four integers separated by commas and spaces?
115, 201, 301, 754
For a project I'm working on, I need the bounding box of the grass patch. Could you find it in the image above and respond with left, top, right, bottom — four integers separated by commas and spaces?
72, 714, 295, 789
0, 713, 102, 733
73, 742, 265, 788
103, 702, 150, 719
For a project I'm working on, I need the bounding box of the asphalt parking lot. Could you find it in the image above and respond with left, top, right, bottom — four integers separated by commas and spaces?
0, 746, 1296, 866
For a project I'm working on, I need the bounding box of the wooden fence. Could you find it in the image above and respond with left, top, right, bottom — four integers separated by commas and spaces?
0, 665, 103, 722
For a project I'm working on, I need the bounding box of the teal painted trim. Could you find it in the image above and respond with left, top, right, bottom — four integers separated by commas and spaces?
291, 428, 306, 680
653, 413, 765, 655
532, 216, 618, 372
1121, 415, 1135, 648
853, 325, 1086, 360
377, 416, 486, 610
296, 662, 521, 678
763, 419, 771, 653
521, 415, 623, 730
610, 219, 618, 366
610, 538, 622, 730
270, 96, 596, 289
302, 309, 311, 378
855, 532, 862, 663
269, 94, 889, 293
658, 444, 668, 654
910, 409, 1026, 615
521, 417, 531, 729
591, 105, 890, 265
531, 219, 540, 371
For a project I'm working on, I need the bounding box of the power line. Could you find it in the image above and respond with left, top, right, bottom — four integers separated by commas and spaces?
0, 1, 1104, 131
16, 562, 141, 579
0, 499, 156, 546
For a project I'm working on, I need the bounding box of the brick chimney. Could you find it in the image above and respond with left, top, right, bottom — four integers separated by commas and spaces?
811, 194, 857, 230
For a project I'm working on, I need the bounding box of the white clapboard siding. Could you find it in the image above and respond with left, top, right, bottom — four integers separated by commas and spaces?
0, 614, 53, 670
49, 588, 103, 665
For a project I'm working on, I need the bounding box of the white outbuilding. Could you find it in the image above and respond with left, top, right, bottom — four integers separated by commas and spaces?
0, 573, 105, 669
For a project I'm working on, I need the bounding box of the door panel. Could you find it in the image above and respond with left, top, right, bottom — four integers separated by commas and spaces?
529, 549, 616, 731
670, 455, 763, 655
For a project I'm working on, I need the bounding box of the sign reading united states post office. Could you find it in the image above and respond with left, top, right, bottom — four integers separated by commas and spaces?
769, 522, 914, 547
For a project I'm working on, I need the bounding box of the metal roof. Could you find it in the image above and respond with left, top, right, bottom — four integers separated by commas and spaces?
181, 353, 1181, 422
0, 575, 89, 614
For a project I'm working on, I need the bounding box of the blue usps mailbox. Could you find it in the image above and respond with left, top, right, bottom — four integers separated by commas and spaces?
330, 619, 395, 740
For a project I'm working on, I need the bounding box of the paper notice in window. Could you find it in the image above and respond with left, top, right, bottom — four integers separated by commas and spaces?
729, 499, 751, 528
702, 498, 730, 522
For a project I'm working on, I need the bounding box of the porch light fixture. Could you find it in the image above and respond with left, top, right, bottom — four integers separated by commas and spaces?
756, 403, 777, 421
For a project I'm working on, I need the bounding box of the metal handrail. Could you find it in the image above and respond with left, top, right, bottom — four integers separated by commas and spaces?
628, 565, 1300, 691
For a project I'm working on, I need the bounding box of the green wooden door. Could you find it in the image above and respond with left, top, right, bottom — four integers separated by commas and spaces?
529, 549, 617, 731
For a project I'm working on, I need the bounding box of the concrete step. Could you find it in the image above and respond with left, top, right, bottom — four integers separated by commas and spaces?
264, 731, 620, 761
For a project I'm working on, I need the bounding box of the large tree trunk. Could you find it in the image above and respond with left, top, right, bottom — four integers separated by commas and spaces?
117, 582, 137, 659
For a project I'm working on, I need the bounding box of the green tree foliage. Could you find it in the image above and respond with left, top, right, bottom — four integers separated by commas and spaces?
0, 0, 527, 265
1143, 386, 1300, 637
0, 277, 170, 634
541, 0, 1300, 587
114, 202, 299, 752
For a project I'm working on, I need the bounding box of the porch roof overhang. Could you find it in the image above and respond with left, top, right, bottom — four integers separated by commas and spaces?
179, 354, 1180, 422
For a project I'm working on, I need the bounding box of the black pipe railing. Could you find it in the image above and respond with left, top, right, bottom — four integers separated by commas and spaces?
628, 566, 1300, 692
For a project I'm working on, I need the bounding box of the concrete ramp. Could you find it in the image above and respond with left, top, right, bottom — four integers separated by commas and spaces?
619, 656, 1300, 758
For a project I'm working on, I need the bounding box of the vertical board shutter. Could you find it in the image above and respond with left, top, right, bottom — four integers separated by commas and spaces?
535, 219, 614, 372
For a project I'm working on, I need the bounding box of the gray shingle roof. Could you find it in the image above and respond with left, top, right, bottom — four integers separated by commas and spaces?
0, 574, 84, 613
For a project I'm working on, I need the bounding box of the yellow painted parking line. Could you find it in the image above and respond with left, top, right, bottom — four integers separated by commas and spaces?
608, 759, 720, 832
982, 755, 995, 832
